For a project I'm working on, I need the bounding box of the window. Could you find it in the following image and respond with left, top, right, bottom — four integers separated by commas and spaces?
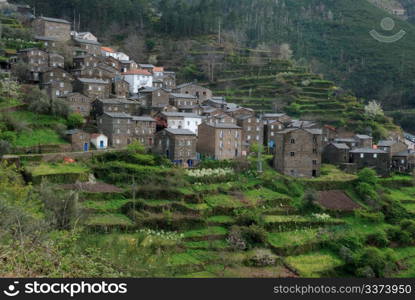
247, 135, 251, 141
271, 132, 274, 137
256, 136, 260, 141
373, 154, 378, 158
248, 118, 252, 123
290, 139, 295, 144
60, 82, 64, 88
312, 160, 317, 166
220, 141, 224, 149
271, 125, 274, 130
247, 126, 252, 131
290, 152, 295, 157
360, 153, 364, 158
313, 148, 317, 154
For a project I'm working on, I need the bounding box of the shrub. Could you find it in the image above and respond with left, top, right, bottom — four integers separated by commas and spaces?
354, 210, 385, 223
66, 113, 85, 129
356, 182, 378, 201
365, 230, 389, 247
234, 208, 263, 226
240, 225, 268, 248
357, 168, 378, 185
227, 227, 247, 251
246, 249, 277, 267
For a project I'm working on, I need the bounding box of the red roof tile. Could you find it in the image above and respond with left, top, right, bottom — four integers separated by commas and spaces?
122, 69, 152, 76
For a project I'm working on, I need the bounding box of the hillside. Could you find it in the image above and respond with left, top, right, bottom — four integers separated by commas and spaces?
13, 0, 415, 115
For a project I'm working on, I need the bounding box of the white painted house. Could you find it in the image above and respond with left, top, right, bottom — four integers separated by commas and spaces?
160, 112, 203, 135
91, 133, 108, 150
122, 69, 153, 94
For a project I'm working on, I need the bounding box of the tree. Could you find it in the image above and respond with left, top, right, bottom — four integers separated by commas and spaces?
66, 113, 85, 129
40, 184, 82, 230
365, 101, 384, 119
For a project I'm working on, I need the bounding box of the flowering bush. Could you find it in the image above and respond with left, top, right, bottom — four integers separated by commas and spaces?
185, 168, 235, 183
312, 213, 331, 221
138, 229, 184, 241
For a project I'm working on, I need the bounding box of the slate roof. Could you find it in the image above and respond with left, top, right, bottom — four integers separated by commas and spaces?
103, 112, 132, 119
77, 78, 108, 84
132, 116, 156, 122
350, 148, 388, 154
355, 134, 372, 140
170, 93, 197, 99
39, 16, 71, 24
206, 123, 241, 129
165, 128, 196, 135
330, 143, 350, 150
161, 112, 200, 118
74, 38, 100, 45
378, 140, 396, 147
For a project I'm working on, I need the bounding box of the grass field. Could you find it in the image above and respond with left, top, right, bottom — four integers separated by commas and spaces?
285, 251, 344, 277
27, 163, 89, 177
14, 129, 68, 147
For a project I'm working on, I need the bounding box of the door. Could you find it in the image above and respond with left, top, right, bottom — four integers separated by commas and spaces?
188, 160, 193, 167
83, 143, 89, 152
100, 140, 104, 149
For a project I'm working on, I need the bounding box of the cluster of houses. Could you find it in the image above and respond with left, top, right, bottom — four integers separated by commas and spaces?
4, 14, 415, 177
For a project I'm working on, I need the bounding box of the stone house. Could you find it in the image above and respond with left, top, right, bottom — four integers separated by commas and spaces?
32, 17, 71, 42
40, 67, 73, 85
322, 143, 350, 165
153, 79, 164, 89
97, 63, 120, 81
48, 53, 65, 68
263, 113, 292, 125
71, 67, 103, 79
264, 119, 285, 150
354, 134, 373, 148
73, 78, 110, 99
93, 98, 139, 117
59, 92, 92, 117
72, 31, 98, 42
73, 38, 101, 56
65, 129, 91, 152
226, 106, 255, 119
73, 55, 100, 69
350, 148, 390, 177
205, 113, 236, 126
162, 71, 176, 89
120, 60, 138, 72
169, 93, 198, 113
156, 112, 202, 135
139, 64, 155, 72
122, 69, 153, 94
153, 128, 197, 166
40, 79, 72, 99
273, 128, 323, 178
392, 150, 415, 173
200, 106, 223, 117
174, 83, 212, 103
112, 77, 130, 98
236, 115, 264, 155
334, 137, 358, 149
97, 112, 132, 148
140, 87, 171, 108
203, 97, 227, 109
101, 56, 122, 71
17, 48, 49, 81
197, 123, 242, 160
377, 140, 408, 156
131, 116, 157, 148
33, 36, 60, 50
